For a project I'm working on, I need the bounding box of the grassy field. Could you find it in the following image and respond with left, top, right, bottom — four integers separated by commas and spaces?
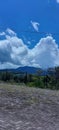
0, 83, 59, 130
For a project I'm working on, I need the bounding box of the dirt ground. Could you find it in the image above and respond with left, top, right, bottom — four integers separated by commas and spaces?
0, 83, 59, 130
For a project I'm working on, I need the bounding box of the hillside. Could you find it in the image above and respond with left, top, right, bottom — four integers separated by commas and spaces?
0, 66, 41, 74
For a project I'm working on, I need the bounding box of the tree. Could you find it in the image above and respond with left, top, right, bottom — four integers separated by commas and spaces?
24, 72, 28, 83
55, 67, 59, 80
37, 69, 43, 76
1, 71, 12, 81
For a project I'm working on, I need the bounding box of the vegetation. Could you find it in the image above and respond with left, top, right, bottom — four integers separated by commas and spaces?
0, 66, 59, 90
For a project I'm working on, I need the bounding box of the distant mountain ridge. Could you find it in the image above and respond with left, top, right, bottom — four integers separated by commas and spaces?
0, 66, 41, 74
16, 66, 40, 74
0, 66, 55, 75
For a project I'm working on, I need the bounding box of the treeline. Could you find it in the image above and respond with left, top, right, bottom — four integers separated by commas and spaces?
0, 71, 32, 83
29, 67, 59, 90
0, 67, 59, 90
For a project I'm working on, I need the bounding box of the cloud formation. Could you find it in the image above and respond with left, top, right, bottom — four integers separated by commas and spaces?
0, 29, 29, 69
0, 32, 5, 36
30, 36, 59, 68
0, 29, 59, 69
31, 21, 40, 32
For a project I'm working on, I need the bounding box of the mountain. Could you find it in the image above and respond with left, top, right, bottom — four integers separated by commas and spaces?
15, 66, 40, 74
0, 66, 50, 75
0, 66, 40, 74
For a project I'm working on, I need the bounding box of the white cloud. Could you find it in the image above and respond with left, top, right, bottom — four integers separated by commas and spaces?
0, 29, 59, 69
30, 36, 59, 68
31, 21, 40, 32
27, 41, 31, 45
0, 32, 5, 36
56, 0, 59, 3
0, 29, 29, 69
0, 62, 18, 70
6, 28, 16, 37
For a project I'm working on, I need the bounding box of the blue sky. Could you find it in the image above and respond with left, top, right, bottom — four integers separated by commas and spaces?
0, 0, 59, 69
0, 0, 59, 42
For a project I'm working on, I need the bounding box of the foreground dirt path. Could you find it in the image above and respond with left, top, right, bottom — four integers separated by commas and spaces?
0, 83, 59, 130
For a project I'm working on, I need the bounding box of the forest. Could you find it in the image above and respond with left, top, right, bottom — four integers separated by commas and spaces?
0, 66, 59, 90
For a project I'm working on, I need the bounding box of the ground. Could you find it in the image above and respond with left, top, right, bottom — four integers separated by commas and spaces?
0, 83, 59, 130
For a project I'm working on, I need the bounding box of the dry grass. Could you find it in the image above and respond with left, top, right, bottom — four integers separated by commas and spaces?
0, 83, 59, 130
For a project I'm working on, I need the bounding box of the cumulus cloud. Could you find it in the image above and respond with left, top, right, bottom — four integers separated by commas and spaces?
0, 28, 59, 69
30, 36, 59, 68
0, 29, 29, 69
31, 21, 40, 32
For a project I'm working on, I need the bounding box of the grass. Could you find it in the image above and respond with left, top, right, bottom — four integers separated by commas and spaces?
0, 83, 59, 129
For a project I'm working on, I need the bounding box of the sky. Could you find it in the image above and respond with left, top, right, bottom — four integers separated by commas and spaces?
0, 0, 59, 69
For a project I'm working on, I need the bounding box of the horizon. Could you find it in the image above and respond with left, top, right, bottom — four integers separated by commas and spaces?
0, 65, 57, 71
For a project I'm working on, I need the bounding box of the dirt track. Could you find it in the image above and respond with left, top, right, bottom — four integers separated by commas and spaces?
0, 83, 59, 130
